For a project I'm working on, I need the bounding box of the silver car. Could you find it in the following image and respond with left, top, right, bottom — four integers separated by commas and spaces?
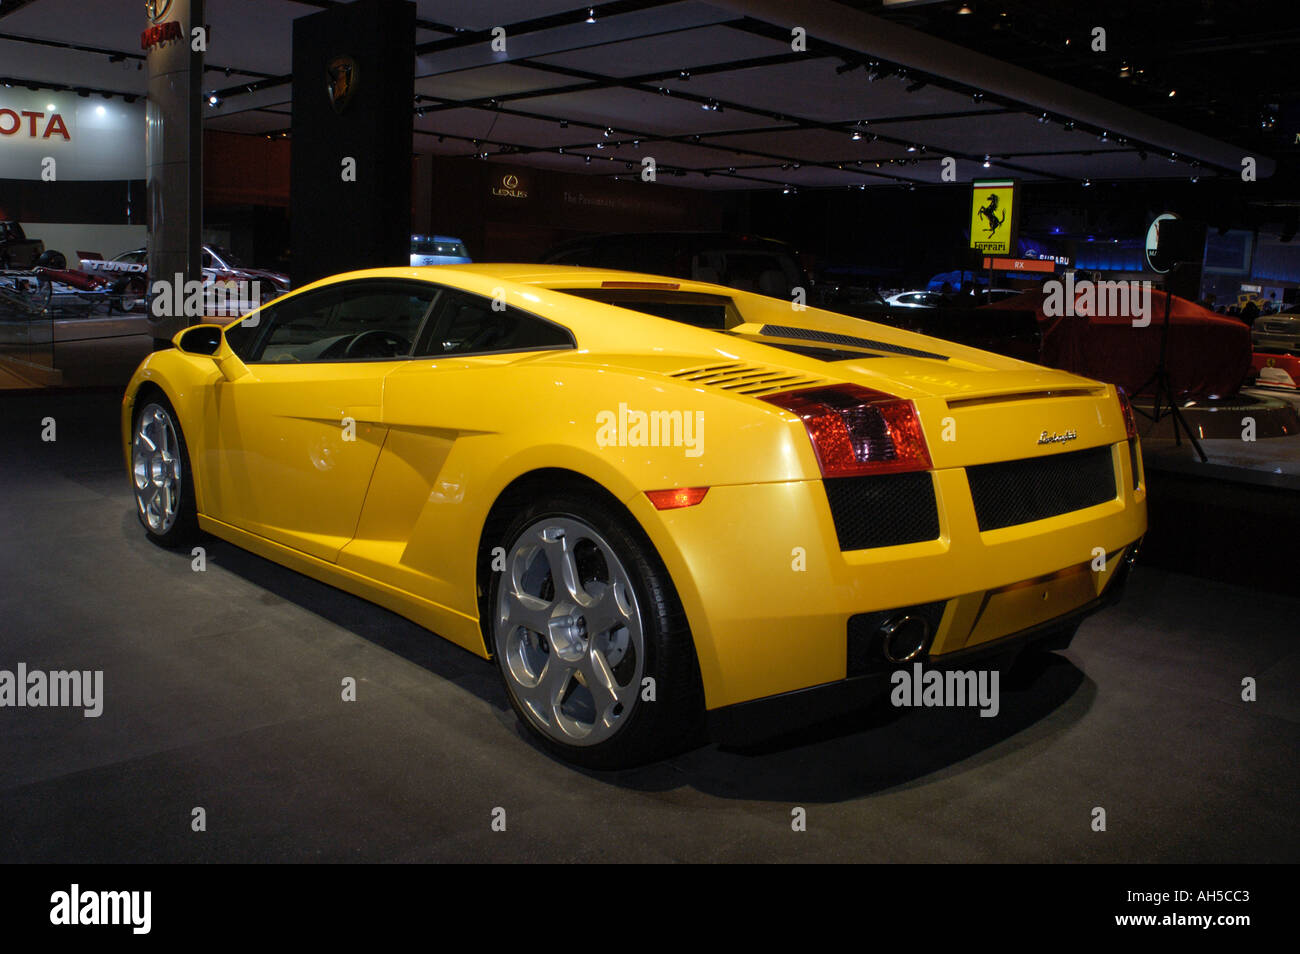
1252, 312, 1300, 354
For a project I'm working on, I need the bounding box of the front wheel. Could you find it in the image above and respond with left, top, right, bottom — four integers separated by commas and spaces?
131, 395, 199, 547
489, 492, 703, 769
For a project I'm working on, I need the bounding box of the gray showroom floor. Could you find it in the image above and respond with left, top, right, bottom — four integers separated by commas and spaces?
1, 388, 1296, 863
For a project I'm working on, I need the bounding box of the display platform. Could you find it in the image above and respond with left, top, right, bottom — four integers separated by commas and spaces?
0, 388, 1293, 863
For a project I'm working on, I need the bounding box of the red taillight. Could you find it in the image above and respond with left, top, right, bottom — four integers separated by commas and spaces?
762, 385, 932, 477
1116, 386, 1138, 439
646, 487, 709, 510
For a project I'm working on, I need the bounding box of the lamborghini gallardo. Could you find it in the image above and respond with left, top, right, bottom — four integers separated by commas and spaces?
123, 264, 1146, 767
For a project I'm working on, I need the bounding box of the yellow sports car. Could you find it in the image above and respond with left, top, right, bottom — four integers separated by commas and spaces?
122, 264, 1146, 767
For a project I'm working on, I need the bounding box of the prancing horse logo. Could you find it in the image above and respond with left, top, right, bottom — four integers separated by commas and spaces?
145, 0, 174, 23
326, 55, 359, 113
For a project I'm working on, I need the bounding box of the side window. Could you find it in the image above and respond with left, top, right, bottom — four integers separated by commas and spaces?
415, 289, 573, 357
232, 280, 439, 363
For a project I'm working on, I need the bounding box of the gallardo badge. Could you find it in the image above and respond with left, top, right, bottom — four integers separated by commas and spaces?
326, 55, 359, 113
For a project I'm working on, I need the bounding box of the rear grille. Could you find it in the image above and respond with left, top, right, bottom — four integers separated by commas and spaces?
667, 362, 821, 396
824, 471, 940, 550
967, 445, 1117, 532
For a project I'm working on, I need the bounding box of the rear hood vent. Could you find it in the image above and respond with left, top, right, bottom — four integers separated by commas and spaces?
668, 362, 822, 396
759, 324, 950, 361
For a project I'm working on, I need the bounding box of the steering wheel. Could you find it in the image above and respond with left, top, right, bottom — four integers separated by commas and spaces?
343, 329, 411, 358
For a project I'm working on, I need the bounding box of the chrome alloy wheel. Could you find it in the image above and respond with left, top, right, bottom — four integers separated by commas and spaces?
132, 402, 183, 534
495, 517, 645, 747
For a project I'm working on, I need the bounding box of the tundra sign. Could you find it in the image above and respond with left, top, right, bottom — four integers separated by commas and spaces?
0, 88, 145, 181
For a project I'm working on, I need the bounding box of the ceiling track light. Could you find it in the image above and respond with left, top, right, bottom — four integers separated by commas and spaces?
584, 7, 596, 24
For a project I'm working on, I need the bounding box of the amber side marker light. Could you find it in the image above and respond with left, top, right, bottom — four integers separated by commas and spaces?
1116, 386, 1138, 439
646, 487, 709, 510
762, 384, 932, 477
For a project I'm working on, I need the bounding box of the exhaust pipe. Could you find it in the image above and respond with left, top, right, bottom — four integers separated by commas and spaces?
879, 614, 932, 663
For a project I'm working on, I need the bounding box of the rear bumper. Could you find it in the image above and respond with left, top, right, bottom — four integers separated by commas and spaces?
706, 540, 1139, 744
628, 440, 1147, 712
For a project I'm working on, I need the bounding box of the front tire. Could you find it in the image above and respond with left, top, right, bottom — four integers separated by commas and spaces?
131, 395, 199, 548
488, 491, 703, 769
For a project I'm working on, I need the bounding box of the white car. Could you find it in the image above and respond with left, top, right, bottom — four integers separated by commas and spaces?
886, 290, 949, 309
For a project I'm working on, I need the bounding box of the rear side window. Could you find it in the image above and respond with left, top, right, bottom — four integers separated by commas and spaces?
414, 288, 573, 357
560, 288, 738, 330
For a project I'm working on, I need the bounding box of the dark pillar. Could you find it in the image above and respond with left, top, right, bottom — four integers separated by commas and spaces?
144, 0, 204, 342
290, 0, 415, 287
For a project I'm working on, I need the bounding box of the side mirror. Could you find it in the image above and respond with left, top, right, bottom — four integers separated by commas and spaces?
174, 323, 249, 382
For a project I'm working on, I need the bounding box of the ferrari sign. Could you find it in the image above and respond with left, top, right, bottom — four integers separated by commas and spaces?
970, 179, 1019, 256
326, 55, 359, 113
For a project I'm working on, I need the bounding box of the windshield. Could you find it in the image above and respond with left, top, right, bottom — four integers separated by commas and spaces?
207, 245, 244, 268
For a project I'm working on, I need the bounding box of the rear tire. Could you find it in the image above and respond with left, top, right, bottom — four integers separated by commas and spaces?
130, 394, 200, 548
487, 490, 703, 769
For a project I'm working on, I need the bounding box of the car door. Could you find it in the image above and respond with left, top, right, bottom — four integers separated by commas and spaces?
336, 286, 575, 608
201, 277, 440, 563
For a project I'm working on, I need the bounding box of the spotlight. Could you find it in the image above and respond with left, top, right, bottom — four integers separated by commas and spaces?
560, 119, 568, 128
1119, 62, 1131, 78
585, 8, 595, 24
603, 127, 612, 137
906, 144, 917, 152
958, 4, 973, 13
679, 70, 690, 80
585, 155, 591, 164
1037, 112, 1049, 123
971, 91, 984, 103
982, 155, 991, 168
1168, 89, 1177, 97
851, 128, 862, 141
782, 184, 796, 194
1082, 178, 1091, 187
207, 93, 221, 107
1062, 121, 1075, 131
